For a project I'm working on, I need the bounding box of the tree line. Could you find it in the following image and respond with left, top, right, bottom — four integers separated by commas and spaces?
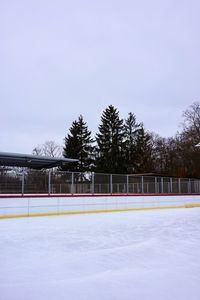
34, 102, 200, 178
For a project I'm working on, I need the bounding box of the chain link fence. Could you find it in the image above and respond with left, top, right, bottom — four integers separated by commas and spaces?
0, 169, 200, 195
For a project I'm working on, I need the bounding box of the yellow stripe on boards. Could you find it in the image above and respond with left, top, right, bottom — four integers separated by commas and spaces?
185, 204, 200, 208
0, 204, 200, 220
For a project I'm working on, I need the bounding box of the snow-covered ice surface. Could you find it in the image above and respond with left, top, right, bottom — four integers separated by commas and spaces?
1, 208, 200, 300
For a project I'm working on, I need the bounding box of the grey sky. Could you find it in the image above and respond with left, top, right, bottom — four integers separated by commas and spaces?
1, 0, 200, 153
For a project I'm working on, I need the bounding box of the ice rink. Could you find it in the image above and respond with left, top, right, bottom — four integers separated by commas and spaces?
1, 208, 200, 300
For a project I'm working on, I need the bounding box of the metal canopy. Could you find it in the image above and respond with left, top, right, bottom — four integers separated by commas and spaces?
0, 152, 78, 170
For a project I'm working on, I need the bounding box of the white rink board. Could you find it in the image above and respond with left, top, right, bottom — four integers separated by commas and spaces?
1, 195, 200, 217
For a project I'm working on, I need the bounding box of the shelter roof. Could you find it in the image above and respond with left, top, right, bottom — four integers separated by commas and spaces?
0, 152, 78, 169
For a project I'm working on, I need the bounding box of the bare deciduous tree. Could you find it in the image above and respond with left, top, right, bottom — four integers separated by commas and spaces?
182, 101, 200, 139
33, 141, 62, 157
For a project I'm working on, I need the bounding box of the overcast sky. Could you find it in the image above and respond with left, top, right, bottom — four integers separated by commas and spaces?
1, 0, 200, 154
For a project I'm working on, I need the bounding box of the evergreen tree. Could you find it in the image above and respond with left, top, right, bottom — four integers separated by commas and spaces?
123, 112, 142, 173
134, 126, 152, 172
63, 115, 94, 172
95, 105, 125, 173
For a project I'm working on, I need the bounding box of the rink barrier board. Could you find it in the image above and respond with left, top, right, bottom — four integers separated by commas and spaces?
1, 194, 200, 219
1, 204, 200, 219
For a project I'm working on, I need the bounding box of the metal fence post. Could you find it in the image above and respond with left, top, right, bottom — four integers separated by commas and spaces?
178, 178, 181, 193
126, 175, 129, 194
71, 172, 74, 195
48, 170, 51, 195
155, 177, 157, 193
110, 174, 113, 194
92, 172, 94, 194
170, 178, 173, 193
161, 177, 163, 193
22, 169, 25, 195
141, 176, 144, 193
188, 178, 191, 194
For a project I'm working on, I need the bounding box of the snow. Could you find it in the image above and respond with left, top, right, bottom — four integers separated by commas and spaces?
0, 208, 200, 300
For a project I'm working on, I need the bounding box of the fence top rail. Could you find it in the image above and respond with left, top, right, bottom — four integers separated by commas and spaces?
1, 193, 200, 198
